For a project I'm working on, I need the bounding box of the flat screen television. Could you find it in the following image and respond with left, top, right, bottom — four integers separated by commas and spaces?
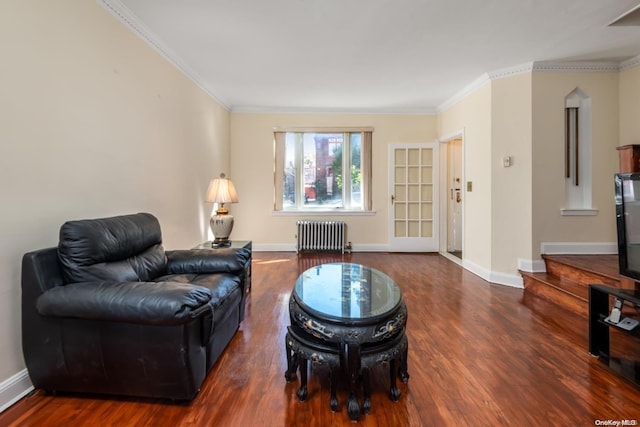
615, 173, 640, 282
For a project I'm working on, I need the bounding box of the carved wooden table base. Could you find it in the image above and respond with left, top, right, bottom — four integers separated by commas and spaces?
285, 328, 409, 420
285, 300, 409, 421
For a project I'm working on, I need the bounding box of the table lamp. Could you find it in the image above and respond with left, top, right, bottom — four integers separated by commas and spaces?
205, 173, 239, 246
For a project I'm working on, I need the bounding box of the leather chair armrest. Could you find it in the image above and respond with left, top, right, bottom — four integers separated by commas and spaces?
166, 248, 250, 275
36, 281, 212, 326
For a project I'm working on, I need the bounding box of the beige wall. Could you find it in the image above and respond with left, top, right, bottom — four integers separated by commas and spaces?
230, 113, 438, 248
490, 73, 533, 274
531, 71, 619, 253
0, 0, 229, 384
438, 83, 493, 271
620, 66, 640, 146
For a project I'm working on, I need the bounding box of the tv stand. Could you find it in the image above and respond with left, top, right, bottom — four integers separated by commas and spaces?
589, 284, 640, 386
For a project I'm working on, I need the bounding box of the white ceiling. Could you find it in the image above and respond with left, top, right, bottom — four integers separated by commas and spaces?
103, 0, 640, 113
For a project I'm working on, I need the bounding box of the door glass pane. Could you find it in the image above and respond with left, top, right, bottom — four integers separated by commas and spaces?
422, 185, 433, 201
395, 184, 406, 202
422, 148, 433, 165
421, 167, 432, 184
421, 221, 433, 237
408, 203, 419, 220
421, 202, 433, 220
408, 167, 420, 184
408, 149, 420, 165
408, 186, 419, 201
408, 221, 419, 237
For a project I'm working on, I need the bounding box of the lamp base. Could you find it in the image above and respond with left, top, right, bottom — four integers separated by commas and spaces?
211, 238, 231, 247
210, 213, 234, 246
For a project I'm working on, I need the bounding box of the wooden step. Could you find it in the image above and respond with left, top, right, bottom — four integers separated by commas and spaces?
542, 254, 621, 288
521, 271, 588, 317
520, 254, 633, 318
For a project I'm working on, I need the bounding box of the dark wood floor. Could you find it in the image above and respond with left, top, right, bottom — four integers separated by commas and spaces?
2, 252, 640, 426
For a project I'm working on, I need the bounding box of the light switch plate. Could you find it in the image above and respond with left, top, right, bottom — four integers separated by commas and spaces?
467, 181, 473, 191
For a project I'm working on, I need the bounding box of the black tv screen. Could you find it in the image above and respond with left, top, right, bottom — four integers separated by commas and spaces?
615, 173, 640, 282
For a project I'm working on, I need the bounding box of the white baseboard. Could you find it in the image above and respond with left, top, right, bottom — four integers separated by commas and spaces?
518, 258, 547, 273
463, 259, 524, 289
252, 243, 296, 251
540, 242, 617, 255
351, 244, 388, 252
0, 370, 33, 413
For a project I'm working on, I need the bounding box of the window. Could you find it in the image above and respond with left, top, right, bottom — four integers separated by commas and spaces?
275, 128, 372, 211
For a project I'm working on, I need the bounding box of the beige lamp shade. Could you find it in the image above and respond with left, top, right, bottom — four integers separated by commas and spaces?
205, 173, 238, 246
205, 174, 239, 210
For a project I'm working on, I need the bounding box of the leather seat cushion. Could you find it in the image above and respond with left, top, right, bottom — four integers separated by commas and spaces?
36, 280, 212, 325
156, 272, 241, 311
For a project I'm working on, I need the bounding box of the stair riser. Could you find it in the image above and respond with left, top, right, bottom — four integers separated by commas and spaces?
522, 275, 588, 317
544, 259, 619, 288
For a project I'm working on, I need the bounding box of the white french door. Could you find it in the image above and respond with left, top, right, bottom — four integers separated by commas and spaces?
388, 143, 439, 252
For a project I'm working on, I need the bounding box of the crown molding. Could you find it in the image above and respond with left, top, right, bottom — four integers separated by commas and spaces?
487, 62, 535, 80
436, 73, 491, 113
437, 57, 640, 113
97, 0, 232, 111
620, 54, 640, 71
437, 62, 534, 113
532, 60, 620, 72
231, 105, 438, 115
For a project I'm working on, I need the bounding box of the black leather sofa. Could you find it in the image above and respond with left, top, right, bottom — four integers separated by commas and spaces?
21, 213, 250, 401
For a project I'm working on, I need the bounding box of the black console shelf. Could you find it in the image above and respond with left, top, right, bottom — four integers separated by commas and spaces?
589, 284, 640, 386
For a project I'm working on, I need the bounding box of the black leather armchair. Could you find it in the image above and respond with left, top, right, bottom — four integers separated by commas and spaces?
22, 213, 250, 401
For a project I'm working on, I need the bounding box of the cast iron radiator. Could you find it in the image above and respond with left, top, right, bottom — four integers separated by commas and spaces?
296, 220, 347, 254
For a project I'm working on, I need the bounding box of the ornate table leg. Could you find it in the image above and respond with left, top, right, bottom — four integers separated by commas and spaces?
329, 365, 339, 412
284, 334, 297, 382
389, 359, 401, 401
399, 340, 410, 383
343, 343, 361, 421
296, 357, 308, 401
362, 368, 372, 414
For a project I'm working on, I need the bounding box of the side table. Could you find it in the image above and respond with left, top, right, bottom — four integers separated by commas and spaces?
193, 240, 252, 293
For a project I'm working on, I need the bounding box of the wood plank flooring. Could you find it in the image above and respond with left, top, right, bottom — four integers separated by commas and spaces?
2, 252, 640, 426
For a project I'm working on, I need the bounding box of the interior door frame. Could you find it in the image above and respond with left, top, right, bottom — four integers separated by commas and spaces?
438, 130, 465, 265
388, 142, 439, 252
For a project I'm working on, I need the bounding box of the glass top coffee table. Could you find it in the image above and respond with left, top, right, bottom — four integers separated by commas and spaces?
293, 262, 402, 321
285, 263, 409, 421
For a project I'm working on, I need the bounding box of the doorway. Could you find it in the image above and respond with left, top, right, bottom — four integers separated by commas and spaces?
439, 134, 463, 264
446, 139, 463, 259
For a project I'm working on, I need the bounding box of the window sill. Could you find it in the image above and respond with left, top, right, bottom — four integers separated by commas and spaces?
272, 210, 376, 217
560, 208, 598, 216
